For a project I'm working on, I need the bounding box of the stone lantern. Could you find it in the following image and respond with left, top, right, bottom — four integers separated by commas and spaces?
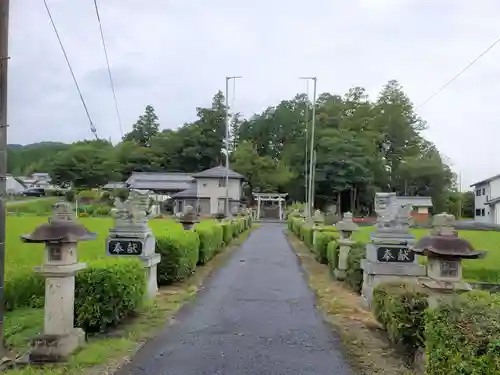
21, 202, 96, 363
179, 205, 199, 230
312, 209, 325, 246
334, 212, 359, 280
410, 213, 486, 307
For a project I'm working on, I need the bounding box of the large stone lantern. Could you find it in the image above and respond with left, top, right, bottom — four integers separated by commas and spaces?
411, 213, 486, 307
21, 202, 96, 362
334, 212, 359, 280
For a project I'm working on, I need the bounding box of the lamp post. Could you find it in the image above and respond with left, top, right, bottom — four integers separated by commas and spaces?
224, 76, 242, 217
299, 77, 317, 221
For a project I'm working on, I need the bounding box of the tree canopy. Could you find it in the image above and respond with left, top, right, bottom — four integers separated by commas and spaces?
8, 80, 459, 214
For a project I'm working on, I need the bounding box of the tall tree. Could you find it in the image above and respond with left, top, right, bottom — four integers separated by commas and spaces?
123, 105, 160, 147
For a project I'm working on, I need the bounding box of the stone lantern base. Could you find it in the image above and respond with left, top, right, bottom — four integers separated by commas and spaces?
30, 328, 85, 363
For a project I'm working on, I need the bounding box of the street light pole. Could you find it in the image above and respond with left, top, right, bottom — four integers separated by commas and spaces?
224, 76, 241, 217
0, 0, 9, 356
300, 77, 317, 220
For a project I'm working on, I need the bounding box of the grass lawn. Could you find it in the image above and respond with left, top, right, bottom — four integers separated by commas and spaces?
354, 226, 500, 282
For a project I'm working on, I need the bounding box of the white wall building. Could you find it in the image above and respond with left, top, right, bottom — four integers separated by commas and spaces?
470, 174, 500, 224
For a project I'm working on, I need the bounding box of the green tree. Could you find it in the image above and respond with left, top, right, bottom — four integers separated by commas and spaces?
50, 140, 119, 188
123, 105, 160, 147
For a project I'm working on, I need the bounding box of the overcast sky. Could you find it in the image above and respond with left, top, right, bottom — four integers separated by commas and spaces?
9, 0, 500, 188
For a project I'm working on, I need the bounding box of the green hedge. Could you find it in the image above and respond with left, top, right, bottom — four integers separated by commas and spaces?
4, 271, 44, 311
156, 224, 200, 285
314, 231, 338, 264
425, 290, 500, 374
7, 198, 59, 216
195, 221, 224, 264
220, 222, 234, 244
373, 282, 428, 354
344, 242, 365, 293
326, 241, 340, 274
75, 258, 145, 333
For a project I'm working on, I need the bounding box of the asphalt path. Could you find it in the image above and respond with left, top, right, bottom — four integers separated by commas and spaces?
116, 223, 353, 375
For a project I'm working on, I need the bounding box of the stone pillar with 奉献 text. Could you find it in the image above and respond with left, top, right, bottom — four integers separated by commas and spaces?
106, 189, 161, 299
360, 192, 426, 308
21, 202, 97, 363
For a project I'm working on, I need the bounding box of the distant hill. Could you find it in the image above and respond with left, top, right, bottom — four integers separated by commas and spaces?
7, 142, 70, 175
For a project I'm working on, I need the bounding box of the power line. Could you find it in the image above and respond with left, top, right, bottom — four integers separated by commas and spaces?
93, 0, 123, 138
43, 0, 98, 139
417, 34, 500, 109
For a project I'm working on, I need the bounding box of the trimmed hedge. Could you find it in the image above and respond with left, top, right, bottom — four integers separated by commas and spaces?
373, 282, 428, 354
425, 291, 500, 374
156, 224, 200, 285
4, 271, 44, 311
326, 240, 340, 273
314, 231, 339, 264
75, 258, 145, 333
344, 242, 365, 293
194, 221, 224, 264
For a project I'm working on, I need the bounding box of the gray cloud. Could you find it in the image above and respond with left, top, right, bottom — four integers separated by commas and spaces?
9, 0, 500, 187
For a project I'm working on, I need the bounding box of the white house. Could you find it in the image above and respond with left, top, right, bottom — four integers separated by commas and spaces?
6, 174, 25, 195
123, 166, 246, 216
172, 166, 245, 215
470, 174, 500, 224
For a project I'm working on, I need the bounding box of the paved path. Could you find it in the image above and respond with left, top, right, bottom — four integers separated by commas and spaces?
117, 224, 353, 375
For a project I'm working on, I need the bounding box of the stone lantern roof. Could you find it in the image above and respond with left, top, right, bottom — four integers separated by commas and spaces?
21, 202, 96, 243
179, 205, 199, 225
335, 212, 359, 232
410, 213, 486, 259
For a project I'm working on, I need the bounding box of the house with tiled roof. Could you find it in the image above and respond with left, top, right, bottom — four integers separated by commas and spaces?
119, 166, 246, 215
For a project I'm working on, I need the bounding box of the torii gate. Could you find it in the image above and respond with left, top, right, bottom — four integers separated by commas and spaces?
252, 193, 288, 221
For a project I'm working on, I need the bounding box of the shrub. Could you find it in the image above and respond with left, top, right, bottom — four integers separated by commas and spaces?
344, 242, 365, 294
299, 225, 313, 247
314, 232, 338, 264
76, 189, 100, 202
425, 291, 500, 374
220, 222, 234, 244
373, 282, 428, 355
195, 221, 224, 264
326, 240, 340, 273
4, 271, 44, 311
75, 258, 145, 333
156, 226, 200, 285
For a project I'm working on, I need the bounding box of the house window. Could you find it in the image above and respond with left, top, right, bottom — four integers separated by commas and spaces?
482, 208, 485, 216
218, 179, 226, 187
476, 209, 481, 216
476, 189, 481, 196
482, 188, 486, 195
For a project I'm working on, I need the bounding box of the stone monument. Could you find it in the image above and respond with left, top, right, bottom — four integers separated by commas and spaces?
21, 202, 96, 362
360, 192, 426, 308
334, 212, 359, 280
411, 213, 486, 307
106, 189, 161, 298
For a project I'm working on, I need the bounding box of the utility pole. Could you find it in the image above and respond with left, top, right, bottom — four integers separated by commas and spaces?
224, 76, 241, 217
299, 77, 317, 221
303, 83, 309, 218
0, 0, 9, 356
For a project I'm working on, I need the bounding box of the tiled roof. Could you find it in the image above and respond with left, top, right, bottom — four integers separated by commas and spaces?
192, 166, 245, 180
470, 174, 500, 187
126, 172, 193, 191
171, 184, 198, 199
102, 182, 126, 189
